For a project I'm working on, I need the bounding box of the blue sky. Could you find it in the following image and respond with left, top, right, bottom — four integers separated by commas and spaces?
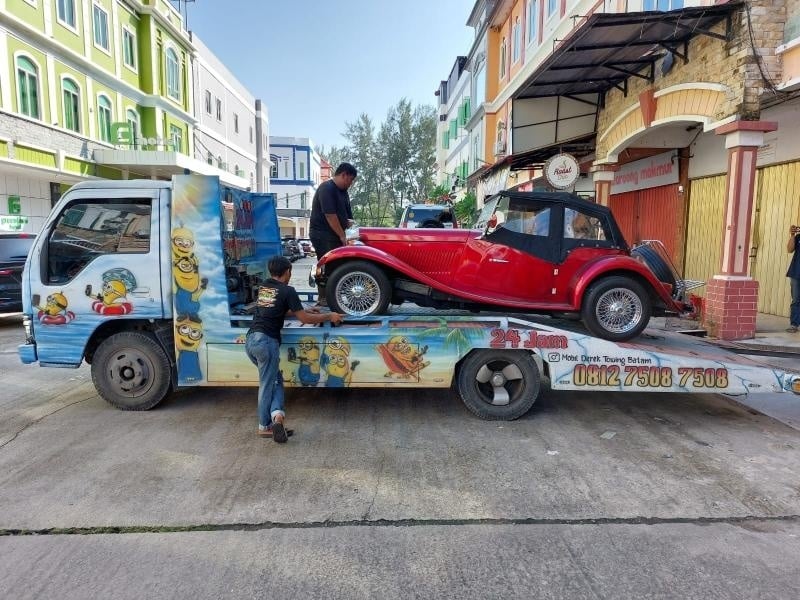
186, 0, 475, 149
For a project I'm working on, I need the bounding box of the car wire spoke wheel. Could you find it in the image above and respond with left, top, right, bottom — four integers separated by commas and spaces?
595, 287, 644, 334
334, 271, 382, 315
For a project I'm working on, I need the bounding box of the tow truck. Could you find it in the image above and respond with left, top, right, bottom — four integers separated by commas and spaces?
17, 175, 800, 419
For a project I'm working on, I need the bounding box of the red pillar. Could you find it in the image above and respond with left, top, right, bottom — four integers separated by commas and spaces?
704, 120, 778, 340
591, 163, 617, 206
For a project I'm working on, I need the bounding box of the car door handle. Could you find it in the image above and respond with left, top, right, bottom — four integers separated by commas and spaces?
489, 258, 509, 263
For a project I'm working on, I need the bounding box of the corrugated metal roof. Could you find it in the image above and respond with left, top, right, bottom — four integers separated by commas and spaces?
516, 3, 741, 99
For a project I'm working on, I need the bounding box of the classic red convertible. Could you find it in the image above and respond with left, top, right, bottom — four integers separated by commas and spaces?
314, 191, 694, 341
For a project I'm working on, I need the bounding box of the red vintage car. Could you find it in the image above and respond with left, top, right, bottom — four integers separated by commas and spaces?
314, 191, 693, 341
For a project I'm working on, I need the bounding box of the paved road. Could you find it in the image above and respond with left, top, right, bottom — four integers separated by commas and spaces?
1, 305, 799, 598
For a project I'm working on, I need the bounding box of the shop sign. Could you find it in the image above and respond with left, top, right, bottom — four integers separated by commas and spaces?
611, 151, 679, 194
544, 153, 580, 189
8, 195, 21, 215
111, 123, 178, 151
0, 214, 29, 231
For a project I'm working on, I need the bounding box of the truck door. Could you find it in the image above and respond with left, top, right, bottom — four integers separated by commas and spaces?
28, 187, 165, 366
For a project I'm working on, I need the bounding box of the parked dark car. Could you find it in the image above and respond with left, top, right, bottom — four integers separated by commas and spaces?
0, 232, 35, 313
298, 238, 315, 256
281, 237, 303, 261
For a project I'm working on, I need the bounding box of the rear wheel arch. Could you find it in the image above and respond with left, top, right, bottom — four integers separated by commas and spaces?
576, 269, 663, 311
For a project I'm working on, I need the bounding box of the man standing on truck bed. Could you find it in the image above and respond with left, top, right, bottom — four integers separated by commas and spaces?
246, 256, 344, 443
309, 162, 358, 305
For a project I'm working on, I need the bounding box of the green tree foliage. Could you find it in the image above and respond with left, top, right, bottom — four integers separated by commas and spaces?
317, 99, 438, 226
454, 191, 478, 228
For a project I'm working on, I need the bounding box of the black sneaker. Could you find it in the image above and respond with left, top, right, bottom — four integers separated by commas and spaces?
272, 422, 288, 443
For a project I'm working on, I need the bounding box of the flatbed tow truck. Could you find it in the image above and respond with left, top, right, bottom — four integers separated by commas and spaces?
17, 175, 800, 419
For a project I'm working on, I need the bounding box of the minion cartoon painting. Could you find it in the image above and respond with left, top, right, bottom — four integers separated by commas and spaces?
376, 335, 429, 379
175, 313, 204, 383
36, 292, 75, 325
287, 335, 322, 386
321, 335, 359, 388
87, 268, 136, 315
171, 226, 207, 317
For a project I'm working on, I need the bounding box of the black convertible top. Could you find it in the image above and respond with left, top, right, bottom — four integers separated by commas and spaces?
488, 190, 628, 250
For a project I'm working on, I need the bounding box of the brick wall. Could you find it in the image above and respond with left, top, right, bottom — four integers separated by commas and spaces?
0, 112, 108, 161
596, 2, 787, 159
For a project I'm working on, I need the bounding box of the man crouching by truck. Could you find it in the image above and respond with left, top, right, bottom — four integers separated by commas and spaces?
245, 256, 344, 443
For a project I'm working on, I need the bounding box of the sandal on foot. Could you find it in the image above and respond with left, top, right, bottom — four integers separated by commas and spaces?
272, 422, 288, 443
258, 427, 294, 438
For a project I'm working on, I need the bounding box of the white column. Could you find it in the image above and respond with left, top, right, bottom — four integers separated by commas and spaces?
82, 0, 92, 57
0, 27, 12, 111
42, 0, 53, 37
47, 54, 58, 126
86, 78, 96, 139
111, 0, 122, 79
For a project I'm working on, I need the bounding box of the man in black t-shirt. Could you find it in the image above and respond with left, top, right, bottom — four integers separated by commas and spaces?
245, 256, 343, 443
309, 162, 358, 304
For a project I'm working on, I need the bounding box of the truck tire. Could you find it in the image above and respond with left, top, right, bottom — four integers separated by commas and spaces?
326, 260, 392, 316
581, 276, 651, 342
91, 332, 172, 410
456, 350, 540, 420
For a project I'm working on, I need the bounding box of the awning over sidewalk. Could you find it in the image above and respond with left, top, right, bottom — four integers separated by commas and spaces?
516, 3, 740, 99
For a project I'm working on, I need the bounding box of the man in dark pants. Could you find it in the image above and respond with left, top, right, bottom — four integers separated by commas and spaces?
245, 256, 343, 443
787, 224, 800, 333
309, 162, 358, 305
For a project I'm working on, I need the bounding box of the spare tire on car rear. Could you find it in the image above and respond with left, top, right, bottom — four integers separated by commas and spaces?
632, 244, 676, 288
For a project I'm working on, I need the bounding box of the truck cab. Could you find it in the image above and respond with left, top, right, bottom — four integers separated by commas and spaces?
19, 175, 280, 408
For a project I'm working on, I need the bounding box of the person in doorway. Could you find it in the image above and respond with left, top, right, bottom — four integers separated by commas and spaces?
309, 162, 358, 305
787, 224, 800, 333
245, 256, 344, 443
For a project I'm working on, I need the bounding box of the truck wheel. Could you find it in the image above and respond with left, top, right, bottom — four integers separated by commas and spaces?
456, 350, 540, 420
581, 276, 651, 342
91, 332, 172, 410
326, 261, 391, 316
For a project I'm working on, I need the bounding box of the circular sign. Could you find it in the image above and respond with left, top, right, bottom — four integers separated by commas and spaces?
544, 153, 580, 189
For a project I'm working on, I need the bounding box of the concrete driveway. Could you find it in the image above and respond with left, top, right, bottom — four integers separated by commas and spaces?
1, 312, 799, 599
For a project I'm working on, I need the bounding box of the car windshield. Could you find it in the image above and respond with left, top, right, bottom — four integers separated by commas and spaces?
475, 197, 500, 230
402, 206, 451, 227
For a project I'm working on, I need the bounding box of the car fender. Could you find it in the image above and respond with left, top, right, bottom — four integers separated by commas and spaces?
568, 256, 678, 309
318, 245, 447, 290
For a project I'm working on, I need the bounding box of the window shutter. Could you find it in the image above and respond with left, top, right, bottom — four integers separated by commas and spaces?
442, 131, 450, 150
450, 118, 458, 139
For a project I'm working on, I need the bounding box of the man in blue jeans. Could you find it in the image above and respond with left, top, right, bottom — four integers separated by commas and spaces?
245, 256, 343, 443
787, 224, 800, 333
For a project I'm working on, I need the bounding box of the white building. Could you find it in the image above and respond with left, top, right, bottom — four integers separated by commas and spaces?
190, 34, 268, 192
435, 56, 472, 199
269, 136, 321, 237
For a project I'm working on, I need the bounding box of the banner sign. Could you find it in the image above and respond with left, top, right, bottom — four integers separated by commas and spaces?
611, 151, 679, 194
